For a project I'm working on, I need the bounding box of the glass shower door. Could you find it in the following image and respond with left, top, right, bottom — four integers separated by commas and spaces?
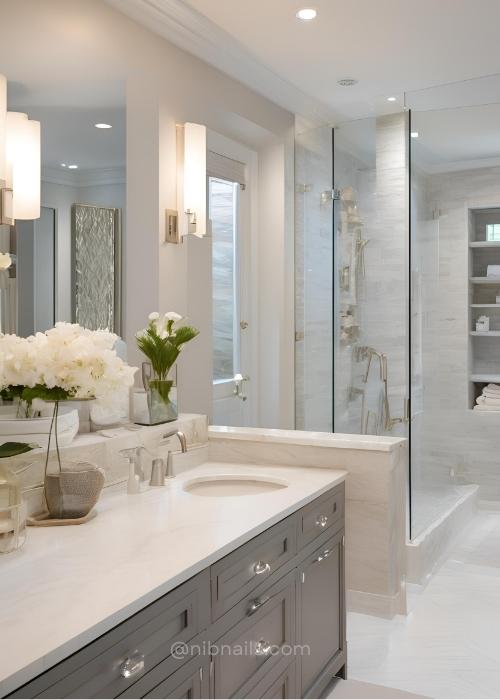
332, 114, 410, 442
295, 125, 334, 432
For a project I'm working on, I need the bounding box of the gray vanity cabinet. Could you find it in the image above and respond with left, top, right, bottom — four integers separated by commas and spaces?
9, 483, 345, 700
143, 657, 210, 699
9, 571, 210, 700
296, 530, 346, 698
212, 571, 296, 699
245, 662, 297, 699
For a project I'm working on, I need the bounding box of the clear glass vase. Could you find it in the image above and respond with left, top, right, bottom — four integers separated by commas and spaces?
135, 364, 178, 425
148, 379, 178, 424
0, 459, 27, 554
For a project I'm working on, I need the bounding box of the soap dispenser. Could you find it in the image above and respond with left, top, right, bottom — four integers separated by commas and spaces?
119, 447, 145, 494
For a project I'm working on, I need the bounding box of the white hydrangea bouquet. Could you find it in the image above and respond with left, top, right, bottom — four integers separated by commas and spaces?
0, 323, 137, 519
0, 322, 137, 414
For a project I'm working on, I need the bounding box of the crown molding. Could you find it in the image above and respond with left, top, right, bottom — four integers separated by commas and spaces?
42, 166, 126, 187
104, 0, 335, 126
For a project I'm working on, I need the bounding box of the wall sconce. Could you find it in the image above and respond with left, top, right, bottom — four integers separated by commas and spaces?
0, 74, 41, 225
171, 122, 206, 242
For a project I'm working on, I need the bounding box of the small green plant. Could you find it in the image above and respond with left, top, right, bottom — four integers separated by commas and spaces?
136, 312, 199, 384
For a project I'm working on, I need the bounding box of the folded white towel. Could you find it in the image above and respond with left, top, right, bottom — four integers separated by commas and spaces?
474, 403, 500, 411
476, 394, 500, 406
485, 384, 500, 393
482, 391, 500, 401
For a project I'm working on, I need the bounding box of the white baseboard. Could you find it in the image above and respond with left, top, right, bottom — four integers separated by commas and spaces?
347, 583, 407, 619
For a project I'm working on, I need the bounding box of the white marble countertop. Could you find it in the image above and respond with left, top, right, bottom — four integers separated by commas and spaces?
0, 460, 346, 696
209, 425, 406, 452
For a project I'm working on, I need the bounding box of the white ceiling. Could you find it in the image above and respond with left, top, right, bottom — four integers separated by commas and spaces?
8, 83, 126, 172
108, 0, 500, 167
182, 0, 500, 120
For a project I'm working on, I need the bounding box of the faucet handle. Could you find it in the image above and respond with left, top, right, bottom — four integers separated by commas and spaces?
150, 458, 166, 487
166, 451, 175, 479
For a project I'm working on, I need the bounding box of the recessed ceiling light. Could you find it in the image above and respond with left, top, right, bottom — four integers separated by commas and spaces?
60, 163, 67, 167
387, 96, 397, 102
411, 131, 419, 138
94, 123, 112, 129
68, 164, 78, 169
296, 8, 317, 20
337, 78, 358, 87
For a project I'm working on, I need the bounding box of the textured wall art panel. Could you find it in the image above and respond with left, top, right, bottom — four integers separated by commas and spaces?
71, 204, 121, 333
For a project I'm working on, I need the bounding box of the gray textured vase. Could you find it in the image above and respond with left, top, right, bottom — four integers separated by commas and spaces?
44, 465, 105, 519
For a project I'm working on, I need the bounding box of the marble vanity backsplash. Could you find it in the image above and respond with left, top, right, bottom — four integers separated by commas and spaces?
9, 414, 208, 517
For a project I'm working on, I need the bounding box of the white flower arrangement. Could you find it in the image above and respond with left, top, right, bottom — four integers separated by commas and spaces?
137, 312, 198, 381
0, 322, 137, 413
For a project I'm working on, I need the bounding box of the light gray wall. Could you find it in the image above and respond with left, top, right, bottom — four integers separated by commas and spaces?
1, 0, 295, 428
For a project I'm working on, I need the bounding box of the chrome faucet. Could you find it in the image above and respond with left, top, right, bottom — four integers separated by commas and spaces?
162, 430, 187, 479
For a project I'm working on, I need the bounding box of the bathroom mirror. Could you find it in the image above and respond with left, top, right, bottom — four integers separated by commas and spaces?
0, 80, 126, 336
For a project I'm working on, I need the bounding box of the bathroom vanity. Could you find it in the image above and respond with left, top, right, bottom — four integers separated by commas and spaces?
1, 454, 346, 700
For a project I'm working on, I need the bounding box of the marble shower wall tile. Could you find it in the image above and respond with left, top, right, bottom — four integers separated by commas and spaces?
411, 165, 500, 532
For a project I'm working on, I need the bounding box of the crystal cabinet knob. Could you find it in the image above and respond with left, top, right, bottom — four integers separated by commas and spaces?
253, 561, 271, 575
120, 654, 145, 679
254, 640, 273, 656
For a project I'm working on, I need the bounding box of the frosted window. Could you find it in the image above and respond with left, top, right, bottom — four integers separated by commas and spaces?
486, 223, 500, 241
210, 177, 239, 382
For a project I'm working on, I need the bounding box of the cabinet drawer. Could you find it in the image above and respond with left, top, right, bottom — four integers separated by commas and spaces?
11, 571, 210, 699
297, 484, 344, 550
244, 660, 296, 699
213, 571, 296, 699
133, 655, 210, 699
211, 517, 296, 620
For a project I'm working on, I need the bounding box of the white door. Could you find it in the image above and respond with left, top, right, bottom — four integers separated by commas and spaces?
210, 175, 252, 426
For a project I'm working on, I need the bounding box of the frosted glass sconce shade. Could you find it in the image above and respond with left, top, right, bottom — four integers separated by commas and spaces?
176, 122, 206, 238
5, 111, 41, 220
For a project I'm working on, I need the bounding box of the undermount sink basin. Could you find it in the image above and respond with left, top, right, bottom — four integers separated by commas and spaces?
183, 474, 289, 497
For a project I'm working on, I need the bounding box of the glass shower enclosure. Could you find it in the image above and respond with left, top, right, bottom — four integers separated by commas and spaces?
296, 76, 500, 541
295, 118, 410, 442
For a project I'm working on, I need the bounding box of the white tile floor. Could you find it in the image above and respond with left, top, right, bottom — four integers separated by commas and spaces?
347, 510, 500, 699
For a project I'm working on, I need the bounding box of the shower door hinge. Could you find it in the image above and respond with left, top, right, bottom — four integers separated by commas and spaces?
320, 188, 341, 204
404, 397, 411, 423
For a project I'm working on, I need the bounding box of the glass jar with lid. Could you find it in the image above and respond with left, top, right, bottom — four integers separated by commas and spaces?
0, 443, 33, 554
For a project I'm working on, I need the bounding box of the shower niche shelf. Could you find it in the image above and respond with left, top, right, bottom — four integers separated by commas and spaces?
470, 303, 500, 308
468, 207, 500, 410
470, 373, 500, 383
470, 330, 500, 336
469, 241, 500, 248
